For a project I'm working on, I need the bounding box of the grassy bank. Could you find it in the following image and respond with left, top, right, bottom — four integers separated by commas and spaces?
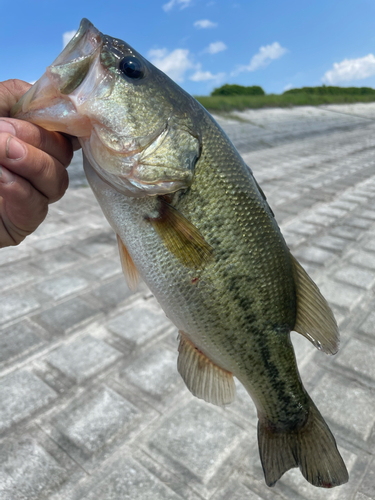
194, 93, 375, 112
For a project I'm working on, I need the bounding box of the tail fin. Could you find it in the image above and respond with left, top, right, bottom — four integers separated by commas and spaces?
258, 401, 348, 488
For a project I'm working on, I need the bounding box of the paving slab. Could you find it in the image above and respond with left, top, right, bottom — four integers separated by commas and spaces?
0, 321, 44, 366
2, 103, 375, 498
107, 305, 171, 347
120, 346, 183, 401
77, 454, 183, 500
0, 371, 57, 434
33, 298, 99, 335
0, 292, 41, 325
46, 335, 123, 382
0, 438, 70, 500
52, 386, 140, 455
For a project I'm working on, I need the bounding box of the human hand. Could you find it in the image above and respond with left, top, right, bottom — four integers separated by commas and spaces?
0, 79, 76, 248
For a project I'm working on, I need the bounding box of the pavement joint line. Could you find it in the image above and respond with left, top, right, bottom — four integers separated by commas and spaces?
2, 103, 375, 498
319, 106, 375, 122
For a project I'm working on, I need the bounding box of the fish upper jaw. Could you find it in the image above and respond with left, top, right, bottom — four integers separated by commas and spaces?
10, 18, 103, 136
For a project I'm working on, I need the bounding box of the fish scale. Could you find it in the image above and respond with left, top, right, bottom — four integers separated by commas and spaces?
174, 113, 302, 419
11, 18, 348, 489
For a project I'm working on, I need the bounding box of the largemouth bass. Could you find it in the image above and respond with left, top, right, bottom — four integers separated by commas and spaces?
11, 19, 348, 488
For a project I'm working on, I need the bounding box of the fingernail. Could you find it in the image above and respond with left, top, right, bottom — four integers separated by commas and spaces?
0, 120, 16, 135
0, 165, 15, 184
6, 137, 26, 160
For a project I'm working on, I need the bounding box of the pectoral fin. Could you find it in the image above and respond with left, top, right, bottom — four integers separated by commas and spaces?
146, 198, 213, 269
177, 331, 236, 406
117, 235, 139, 291
291, 254, 339, 355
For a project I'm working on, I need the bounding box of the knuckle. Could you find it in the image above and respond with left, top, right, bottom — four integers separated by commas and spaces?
12, 121, 45, 151
60, 170, 70, 195
7, 232, 26, 247
0, 226, 22, 247
59, 145, 74, 169
33, 154, 50, 179
22, 177, 36, 200
50, 169, 69, 202
38, 129, 73, 168
0, 192, 46, 248
37, 199, 49, 221
27, 192, 48, 227
34, 127, 53, 154
50, 170, 69, 202
61, 139, 74, 166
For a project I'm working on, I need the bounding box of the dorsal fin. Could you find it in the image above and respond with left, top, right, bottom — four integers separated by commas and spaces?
146, 197, 213, 269
177, 331, 236, 406
116, 234, 139, 291
291, 254, 339, 355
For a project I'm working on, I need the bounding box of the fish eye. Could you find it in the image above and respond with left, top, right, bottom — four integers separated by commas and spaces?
119, 56, 144, 79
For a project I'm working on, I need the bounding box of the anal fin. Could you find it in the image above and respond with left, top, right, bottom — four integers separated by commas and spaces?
177, 331, 236, 406
291, 254, 339, 355
117, 234, 139, 291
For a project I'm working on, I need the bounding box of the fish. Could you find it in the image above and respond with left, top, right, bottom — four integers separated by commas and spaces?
11, 18, 348, 488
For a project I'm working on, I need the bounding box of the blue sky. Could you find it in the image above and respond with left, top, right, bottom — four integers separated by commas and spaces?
1, 0, 375, 96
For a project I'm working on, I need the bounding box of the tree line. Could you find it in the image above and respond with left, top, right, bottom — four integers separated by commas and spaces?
211, 84, 375, 96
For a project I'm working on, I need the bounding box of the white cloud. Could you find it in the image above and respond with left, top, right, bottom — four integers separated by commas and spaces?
323, 54, 375, 84
148, 46, 225, 84
148, 48, 196, 82
163, 0, 192, 12
190, 69, 225, 82
233, 42, 287, 75
204, 41, 227, 54
148, 48, 169, 59
283, 83, 293, 91
62, 30, 76, 48
194, 19, 217, 29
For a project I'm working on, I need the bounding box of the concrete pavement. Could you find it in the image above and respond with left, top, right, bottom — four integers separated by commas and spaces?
1, 103, 375, 499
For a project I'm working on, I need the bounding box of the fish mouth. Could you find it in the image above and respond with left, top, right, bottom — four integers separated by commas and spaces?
10, 18, 102, 136
11, 18, 196, 197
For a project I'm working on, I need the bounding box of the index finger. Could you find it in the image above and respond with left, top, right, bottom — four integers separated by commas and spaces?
0, 118, 74, 168
0, 79, 76, 166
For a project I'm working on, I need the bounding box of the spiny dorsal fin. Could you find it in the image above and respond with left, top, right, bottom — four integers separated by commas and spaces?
177, 331, 236, 406
291, 254, 339, 355
146, 198, 213, 269
117, 234, 139, 291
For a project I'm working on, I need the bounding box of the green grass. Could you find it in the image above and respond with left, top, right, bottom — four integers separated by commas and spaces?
194, 93, 375, 113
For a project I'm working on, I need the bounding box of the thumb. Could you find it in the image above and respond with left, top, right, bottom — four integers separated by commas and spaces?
0, 80, 31, 117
